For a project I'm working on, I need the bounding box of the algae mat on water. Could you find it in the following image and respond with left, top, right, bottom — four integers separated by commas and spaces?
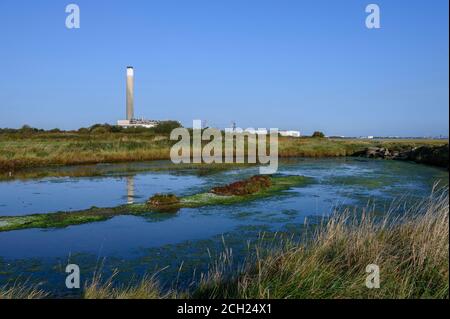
0, 175, 313, 232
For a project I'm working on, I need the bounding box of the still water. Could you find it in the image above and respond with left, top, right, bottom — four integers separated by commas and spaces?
0, 158, 447, 294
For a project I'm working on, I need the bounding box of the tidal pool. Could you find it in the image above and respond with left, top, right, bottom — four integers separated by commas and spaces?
0, 158, 447, 295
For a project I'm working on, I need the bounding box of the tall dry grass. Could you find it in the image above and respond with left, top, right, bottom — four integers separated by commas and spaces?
83, 269, 183, 299
1, 132, 447, 172
0, 281, 48, 299
84, 273, 162, 299
194, 189, 449, 299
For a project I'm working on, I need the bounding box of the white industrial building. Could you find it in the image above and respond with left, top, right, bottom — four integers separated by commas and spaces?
244, 128, 269, 135
238, 128, 301, 137
279, 130, 301, 137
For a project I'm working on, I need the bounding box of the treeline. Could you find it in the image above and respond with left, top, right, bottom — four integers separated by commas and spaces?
0, 124, 329, 140
0, 121, 182, 136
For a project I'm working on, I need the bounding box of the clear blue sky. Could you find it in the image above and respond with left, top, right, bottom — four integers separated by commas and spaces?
0, 0, 448, 136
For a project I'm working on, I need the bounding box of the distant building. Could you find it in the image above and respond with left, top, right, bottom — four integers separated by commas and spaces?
235, 128, 301, 137
117, 118, 159, 128
117, 67, 158, 128
244, 128, 269, 135
279, 130, 301, 137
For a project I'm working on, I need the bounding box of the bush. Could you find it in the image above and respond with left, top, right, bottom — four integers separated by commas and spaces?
312, 131, 325, 138
90, 126, 110, 134
90, 123, 118, 133
19, 125, 39, 133
77, 127, 90, 134
153, 121, 182, 135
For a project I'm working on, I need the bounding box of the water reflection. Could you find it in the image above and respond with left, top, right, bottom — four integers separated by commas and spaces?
127, 176, 135, 204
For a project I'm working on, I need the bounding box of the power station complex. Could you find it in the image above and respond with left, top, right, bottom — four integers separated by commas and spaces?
116, 66, 301, 137
117, 67, 158, 128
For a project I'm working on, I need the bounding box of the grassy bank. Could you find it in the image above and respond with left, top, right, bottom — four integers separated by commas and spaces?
0, 175, 312, 232
0, 132, 172, 172
0, 129, 447, 173
1, 190, 448, 299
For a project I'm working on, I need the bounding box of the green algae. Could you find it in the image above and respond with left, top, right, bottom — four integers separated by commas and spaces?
0, 175, 313, 232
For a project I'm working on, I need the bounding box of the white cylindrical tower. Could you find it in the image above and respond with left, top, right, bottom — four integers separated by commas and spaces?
126, 67, 134, 121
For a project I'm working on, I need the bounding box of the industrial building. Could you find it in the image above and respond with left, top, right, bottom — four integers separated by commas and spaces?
279, 130, 301, 137
117, 67, 159, 128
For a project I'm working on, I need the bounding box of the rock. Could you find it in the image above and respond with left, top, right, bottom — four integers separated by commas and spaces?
354, 147, 391, 159
352, 144, 449, 169
405, 144, 449, 169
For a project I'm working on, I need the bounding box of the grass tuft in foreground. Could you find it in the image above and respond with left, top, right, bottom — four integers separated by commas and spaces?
83, 271, 173, 299
0, 282, 48, 299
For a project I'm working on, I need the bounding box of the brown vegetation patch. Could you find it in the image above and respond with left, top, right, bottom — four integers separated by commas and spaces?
147, 194, 180, 207
211, 175, 272, 196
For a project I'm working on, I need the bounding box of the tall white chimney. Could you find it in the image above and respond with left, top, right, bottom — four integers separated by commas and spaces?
126, 67, 134, 121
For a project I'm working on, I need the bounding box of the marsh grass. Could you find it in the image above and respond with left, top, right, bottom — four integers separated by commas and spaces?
0, 133, 172, 172
0, 281, 48, 299
1, 131, 446, 173
194, 188, 449, 299
83, 271, 169, 299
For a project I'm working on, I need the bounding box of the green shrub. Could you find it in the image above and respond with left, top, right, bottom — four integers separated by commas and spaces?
312, 131, 325, 138
153, 121, 182, 135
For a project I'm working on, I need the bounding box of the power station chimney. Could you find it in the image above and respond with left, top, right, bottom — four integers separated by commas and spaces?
126, 67, 134, 120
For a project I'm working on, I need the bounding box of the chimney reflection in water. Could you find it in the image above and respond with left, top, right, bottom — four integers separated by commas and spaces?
126, 176, 135, 204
